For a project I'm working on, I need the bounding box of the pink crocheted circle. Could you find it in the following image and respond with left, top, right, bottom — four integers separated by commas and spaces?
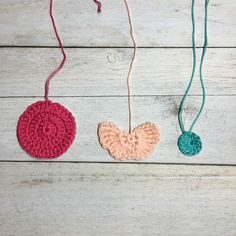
17, 100, 76, 159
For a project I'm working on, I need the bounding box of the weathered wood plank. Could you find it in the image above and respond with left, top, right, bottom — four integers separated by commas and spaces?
0, 0, 235, 47
0, 48, 235, 97
0, 162, 235, 236
0, 96, 235, 164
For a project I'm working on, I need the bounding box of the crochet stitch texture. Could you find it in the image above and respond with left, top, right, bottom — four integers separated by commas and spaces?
178, 131, 202, 156
17, 100, 76, 158
98, 122, 160, 160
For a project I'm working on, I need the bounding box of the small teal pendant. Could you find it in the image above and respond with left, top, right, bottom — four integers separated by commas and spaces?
178, 131, 202, 156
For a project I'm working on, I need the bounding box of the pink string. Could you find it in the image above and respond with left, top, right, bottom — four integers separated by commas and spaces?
93, 0, 102, 13
45, 0, 102, 101
45, 0, 67, 101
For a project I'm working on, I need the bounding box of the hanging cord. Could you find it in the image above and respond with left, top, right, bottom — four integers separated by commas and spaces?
45, 0, 66, 101
45, 0, 102, 101
178, 0, 209, 132
93, 0, 102, 13
123, 0, 137, 133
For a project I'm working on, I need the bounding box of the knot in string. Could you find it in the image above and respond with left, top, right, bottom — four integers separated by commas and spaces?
93, 0, 102, 13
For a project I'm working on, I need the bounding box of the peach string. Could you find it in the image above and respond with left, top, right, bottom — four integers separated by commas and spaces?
97, 0, 161, 161
45, 0, 102, 101
123, 0, 137, 133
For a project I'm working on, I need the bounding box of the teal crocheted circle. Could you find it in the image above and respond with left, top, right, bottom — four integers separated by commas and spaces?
178, 131, 202, 156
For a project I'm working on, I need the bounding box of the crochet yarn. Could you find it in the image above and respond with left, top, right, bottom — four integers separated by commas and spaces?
97, 0, 161, 161
98, 122, 160, 160
17, 100, 76, 158
16, 0, 101, 159
178, 131, 202, 156
177, 0, 209, 156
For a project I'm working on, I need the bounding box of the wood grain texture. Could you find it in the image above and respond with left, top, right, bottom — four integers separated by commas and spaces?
0, 0, 236, 234
0, 162, 236, 236
0, 96, 235, 164
0, 48, 236, 97
0, 0, 235, 47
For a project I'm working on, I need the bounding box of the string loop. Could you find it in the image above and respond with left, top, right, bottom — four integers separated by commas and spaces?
178, 0, 209, 133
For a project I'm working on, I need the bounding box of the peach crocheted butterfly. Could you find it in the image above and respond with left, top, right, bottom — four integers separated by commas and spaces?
98, 122, 160, 161
98, 0, 160, 160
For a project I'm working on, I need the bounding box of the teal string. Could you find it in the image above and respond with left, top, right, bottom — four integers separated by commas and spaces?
178, 0, 209, 133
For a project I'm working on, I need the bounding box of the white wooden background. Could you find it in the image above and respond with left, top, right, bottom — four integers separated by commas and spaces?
0, 0, 235, 235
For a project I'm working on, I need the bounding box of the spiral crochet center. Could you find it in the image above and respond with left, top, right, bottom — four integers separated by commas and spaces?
17, 100, 76, 158
178, 131, 202, 156
119, 132, 138, 147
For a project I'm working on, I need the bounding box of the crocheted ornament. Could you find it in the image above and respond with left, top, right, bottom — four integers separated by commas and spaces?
177, 0, 209, 156
17, 100, 76, 158
178, 131, 202, 156
97, 0, 160, 160
17, 0, 101, 159
98, 122, 160, 160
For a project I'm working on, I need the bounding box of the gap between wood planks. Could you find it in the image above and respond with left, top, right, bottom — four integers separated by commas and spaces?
0, 160, 235, 166
0, 45, 236, 49
1, 95, 236, 98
